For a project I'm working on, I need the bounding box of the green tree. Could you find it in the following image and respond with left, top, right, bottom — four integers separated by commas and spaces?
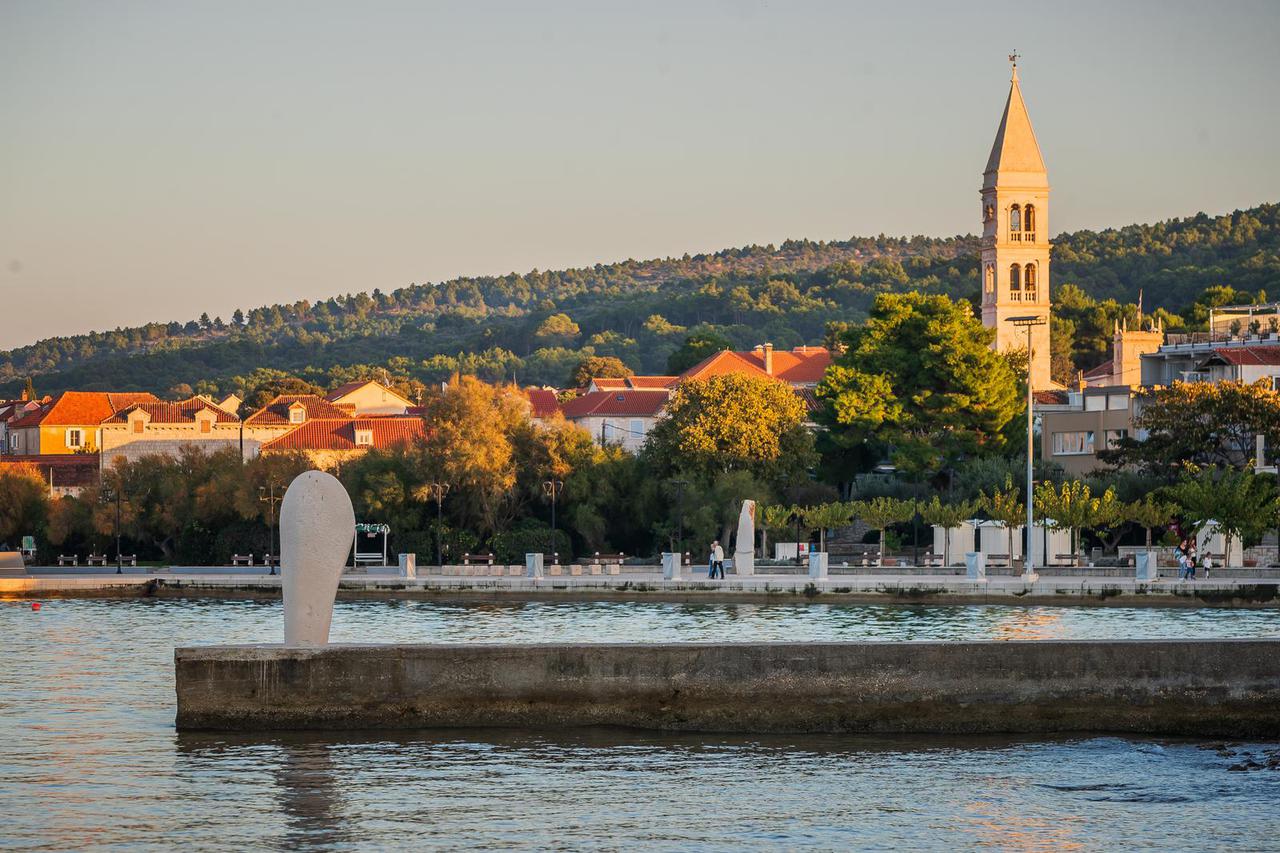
666, 330, 732, 374
643, 374, 814, 485
1166, 466, 1279, 565
0, 463, 49, 545
1124, 495, 1178, 548
919, 496, 981, 567
803, 501, 855, 553
980, 475, 1024, 565
852, 496, 916, 563
1032, 480, 1121, 563
569, 355, 633, 388
1102, 380, 1280, 476
818, 293, 1022, 475
533, 313, 580, 348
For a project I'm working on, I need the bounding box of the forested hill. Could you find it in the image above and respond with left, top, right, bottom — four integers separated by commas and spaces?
3, 203, 1277, 398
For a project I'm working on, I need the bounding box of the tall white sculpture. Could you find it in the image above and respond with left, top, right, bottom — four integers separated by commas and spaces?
281, 470, 356, 646
734, 500, 756, 577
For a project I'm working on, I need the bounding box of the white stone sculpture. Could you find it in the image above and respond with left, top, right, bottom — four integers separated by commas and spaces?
733, 499, 756, 577
281, 470, 356, 646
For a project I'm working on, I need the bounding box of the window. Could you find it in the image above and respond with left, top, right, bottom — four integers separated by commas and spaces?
66, 428, 83, 448
1024, 263, 1037, 290
199, 419, 212, 434
985, 265, 994, 294
354, 429, 373, 447
1009, 204, 1021, 233
1107, 394, 1128, 411
602, 420, 616, 442
1009, 263, 1021, 291
1053, 431, 1095, 456
133, 419, 145, 434
630, 419, 644, 440
1024, 204, 1035, 234
1104, 429, 1128, 449
983, 203, 994, 223
1084, 395, 1105, 412
289, 407, 305, 424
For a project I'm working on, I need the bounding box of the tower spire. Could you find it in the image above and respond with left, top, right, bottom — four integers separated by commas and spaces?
1009, 50, 1020, 81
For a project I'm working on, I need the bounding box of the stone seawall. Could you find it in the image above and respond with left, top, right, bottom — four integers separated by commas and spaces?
175, 639, 1280, 737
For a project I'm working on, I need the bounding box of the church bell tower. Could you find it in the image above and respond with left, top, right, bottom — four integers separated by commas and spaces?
980, 56, 1053, 390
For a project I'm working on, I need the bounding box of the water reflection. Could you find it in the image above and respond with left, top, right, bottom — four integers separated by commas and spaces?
6, 599, 1280, 849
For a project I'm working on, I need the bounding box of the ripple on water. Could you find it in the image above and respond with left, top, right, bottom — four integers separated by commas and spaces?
1, 598, 1279, 850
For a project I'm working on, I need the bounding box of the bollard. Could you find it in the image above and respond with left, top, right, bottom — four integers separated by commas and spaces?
525, 552, 544, 579
1135, 551, 1158, 581
808, 551, 829, 579
661, 552, 680, 580
397, 553, 416, 579
965, 552, 986, 580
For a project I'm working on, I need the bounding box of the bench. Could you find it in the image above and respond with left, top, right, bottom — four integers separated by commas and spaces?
463, 553, 495, 566
58, 554, 77, 566
231, 554, 254, 567
86, 554, 107, 566
119, 555, 137, 567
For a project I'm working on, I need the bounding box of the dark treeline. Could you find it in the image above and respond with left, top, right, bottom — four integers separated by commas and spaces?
3, 203, 1277, 396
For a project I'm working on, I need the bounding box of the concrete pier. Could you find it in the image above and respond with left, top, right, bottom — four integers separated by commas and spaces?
175, 639, 1280, 737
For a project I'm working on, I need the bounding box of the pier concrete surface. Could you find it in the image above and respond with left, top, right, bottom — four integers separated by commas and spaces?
175, 639, 1280, 737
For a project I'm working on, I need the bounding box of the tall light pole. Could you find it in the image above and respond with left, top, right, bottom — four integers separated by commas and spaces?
101, 482, 124, 574
427, 482, 449, 569
258, 483, 282, 575
671, 479, 687, 558
1006, 315, 1046, 580
542, 479, 563, 564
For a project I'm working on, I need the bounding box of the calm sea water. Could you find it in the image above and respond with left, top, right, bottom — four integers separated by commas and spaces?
3, 598, 1280, 851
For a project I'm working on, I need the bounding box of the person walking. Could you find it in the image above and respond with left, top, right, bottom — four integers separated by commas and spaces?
1185, 543, 1198, 581
1175, 538, 1190, 581
710, 540, 725, 580
1200, 551, 1212, 580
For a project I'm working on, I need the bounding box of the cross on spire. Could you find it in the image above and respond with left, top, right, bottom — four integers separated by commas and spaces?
1009, 51, 1021, 81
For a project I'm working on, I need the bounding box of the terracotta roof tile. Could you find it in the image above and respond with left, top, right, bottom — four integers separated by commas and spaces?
1199, 346, 1280, 367
106, 397, 239, 425
0, 454, 100, 488
681, 346, 831, 385
9, 391, 158, 428
261, 416, 425, 451
244, 394, 354, 426
525, 388, 561, 419
560, 390, 669, 419
591, 376, 679, 391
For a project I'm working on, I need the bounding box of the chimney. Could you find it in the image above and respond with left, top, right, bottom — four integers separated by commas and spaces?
763, 343, 774, 375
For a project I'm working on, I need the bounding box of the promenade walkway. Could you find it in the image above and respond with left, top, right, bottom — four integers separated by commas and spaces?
5, 566, 1280, 607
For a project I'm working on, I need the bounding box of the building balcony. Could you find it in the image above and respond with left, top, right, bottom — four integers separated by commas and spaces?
1008, 289, 1039, 303
1008, 231, 1036, 243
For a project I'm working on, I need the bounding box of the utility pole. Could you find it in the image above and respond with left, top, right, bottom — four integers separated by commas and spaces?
427, 482, 449, 568
101, 481, 124, 574
1006, 315, 1046, 580
671, 479, 687, 559
258, 483, 282, 575
542, 479, 563, 564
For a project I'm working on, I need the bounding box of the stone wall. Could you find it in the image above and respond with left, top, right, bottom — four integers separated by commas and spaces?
176, 639, 1280, 737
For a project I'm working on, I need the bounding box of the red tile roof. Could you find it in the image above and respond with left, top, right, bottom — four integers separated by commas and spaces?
106, 397, 239, 425
324, 380, 413, 405
681, 346, 831, 385
1033, 389, 1070, 405
1082, 359, 1114, 380
9, 391, 159, 428
1199, 346, 1280, 367
0, 454, 100, 488
591, 376, 680, 391
244, 394, 354, 426
260, 416, 425, 451
560, 390, 669, 419
525, 388, 561, 419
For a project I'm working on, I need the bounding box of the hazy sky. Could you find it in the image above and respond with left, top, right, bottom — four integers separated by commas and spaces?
3, 1, 1278, 350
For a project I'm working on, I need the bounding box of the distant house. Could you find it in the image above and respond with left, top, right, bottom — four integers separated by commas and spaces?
6, 391, 159, 456
560, 390, 669, 451
324, 380, 414, 415
241, 394, 356, 456
1038, 386, 1136, 476
681, 344, 832, 387
99, 397, 242, 467
259, 415, 425, 468
0, 397, 47, 455
1192, 346, 1280, 389
524, 388, 562, 425
587, 376, 679, 392
0, 454, 100, 497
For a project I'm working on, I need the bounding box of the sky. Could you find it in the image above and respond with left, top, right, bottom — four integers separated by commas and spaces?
2, 0, 1278, 351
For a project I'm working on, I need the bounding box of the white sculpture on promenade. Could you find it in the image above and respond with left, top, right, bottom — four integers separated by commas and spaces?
281, 470, 355, 646
734, 500, 756, 577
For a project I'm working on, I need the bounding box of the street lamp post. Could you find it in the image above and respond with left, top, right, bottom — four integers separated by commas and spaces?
671, 479, 687, 558
1006, 315, 1046, 581
258, 483, 282, 575
542, 480, 563, 565
102, 483, 124, 574
427, 482, 450, 569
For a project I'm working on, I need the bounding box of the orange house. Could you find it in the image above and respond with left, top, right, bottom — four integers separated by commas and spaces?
6, 391, 158, 456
